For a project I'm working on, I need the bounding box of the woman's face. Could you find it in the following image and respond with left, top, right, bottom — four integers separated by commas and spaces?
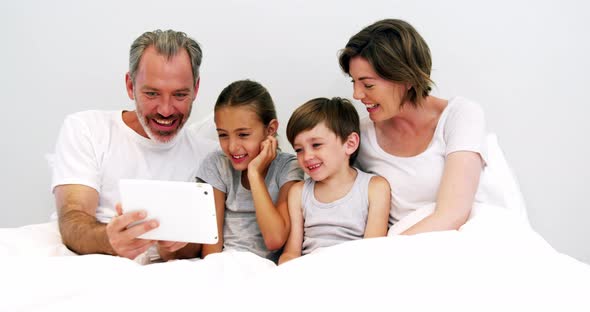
348, 56, 408, 122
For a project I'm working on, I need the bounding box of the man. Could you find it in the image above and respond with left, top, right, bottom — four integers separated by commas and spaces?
51, 30, 215, 262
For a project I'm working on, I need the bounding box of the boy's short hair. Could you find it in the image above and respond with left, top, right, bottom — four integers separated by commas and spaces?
286, 97, 360, 165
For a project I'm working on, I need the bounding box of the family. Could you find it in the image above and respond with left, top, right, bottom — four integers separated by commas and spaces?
52, 19, 491, 264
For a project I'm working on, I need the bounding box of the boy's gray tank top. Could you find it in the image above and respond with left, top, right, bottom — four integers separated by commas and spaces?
301, 169, 374, 255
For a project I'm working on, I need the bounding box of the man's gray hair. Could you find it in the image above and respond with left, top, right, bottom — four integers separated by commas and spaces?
129, 29, 202, 85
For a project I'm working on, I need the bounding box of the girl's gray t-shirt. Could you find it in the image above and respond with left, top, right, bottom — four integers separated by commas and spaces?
197, 150, 303, 262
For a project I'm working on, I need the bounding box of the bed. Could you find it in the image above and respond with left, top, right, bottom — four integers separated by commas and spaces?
1, 134, 589, 311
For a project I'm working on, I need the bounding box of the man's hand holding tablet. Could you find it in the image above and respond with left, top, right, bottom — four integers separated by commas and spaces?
119, 179, 219, 246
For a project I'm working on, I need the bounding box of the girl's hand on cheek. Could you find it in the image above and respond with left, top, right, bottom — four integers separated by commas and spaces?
248, 136, 277, 178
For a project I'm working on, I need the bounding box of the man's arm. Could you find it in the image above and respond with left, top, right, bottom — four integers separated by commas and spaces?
55, 184, 157, 259
55, 184, 113, 254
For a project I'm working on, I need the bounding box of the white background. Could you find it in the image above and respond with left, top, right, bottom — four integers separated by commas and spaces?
1, 0, 588, 263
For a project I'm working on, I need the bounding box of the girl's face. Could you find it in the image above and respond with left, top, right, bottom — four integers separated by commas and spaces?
214, 105, 272, 171
348, 56, 408, 122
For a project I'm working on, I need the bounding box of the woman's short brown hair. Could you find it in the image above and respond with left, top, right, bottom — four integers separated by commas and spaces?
339, 19, 433, 107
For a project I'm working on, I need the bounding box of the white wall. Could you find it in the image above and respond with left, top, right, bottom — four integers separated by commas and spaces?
1, 0, 588, 263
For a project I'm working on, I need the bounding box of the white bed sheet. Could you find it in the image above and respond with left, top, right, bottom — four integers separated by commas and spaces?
3, 133, 587, 311
1, 209, 589, 312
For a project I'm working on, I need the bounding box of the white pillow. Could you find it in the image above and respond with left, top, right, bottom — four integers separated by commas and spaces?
481, 133, 529, 224
189, 112, 218, 141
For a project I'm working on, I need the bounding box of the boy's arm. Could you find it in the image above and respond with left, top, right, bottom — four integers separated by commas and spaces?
201, 187, 225, 258
278, 182, 304, 265
364, 176, 391, 238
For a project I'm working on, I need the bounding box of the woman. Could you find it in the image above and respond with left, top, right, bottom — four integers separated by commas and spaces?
339, 19, 491, 234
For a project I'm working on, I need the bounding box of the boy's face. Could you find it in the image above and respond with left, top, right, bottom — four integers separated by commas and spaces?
292, 122, 357, 182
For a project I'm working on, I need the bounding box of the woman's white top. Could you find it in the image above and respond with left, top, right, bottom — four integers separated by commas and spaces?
356, 96, 492, 225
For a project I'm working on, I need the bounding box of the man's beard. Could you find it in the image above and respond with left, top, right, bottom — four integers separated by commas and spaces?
135, 102, 192, 143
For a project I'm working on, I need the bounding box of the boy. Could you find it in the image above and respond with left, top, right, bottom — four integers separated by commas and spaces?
279, 97, 390, 264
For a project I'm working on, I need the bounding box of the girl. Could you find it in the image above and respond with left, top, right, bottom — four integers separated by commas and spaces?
197, 80, 303, 262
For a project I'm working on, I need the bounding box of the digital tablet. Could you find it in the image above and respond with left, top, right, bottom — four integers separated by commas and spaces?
119, 179, 218, 244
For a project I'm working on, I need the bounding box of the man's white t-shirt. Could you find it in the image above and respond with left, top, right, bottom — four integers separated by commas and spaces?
356, 97, 495, 225
51, 110, 217, 223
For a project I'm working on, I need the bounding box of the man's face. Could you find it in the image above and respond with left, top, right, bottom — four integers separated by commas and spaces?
125, 46, 198, 143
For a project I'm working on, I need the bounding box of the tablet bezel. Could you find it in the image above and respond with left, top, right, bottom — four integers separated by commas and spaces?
119, 179, 218, 244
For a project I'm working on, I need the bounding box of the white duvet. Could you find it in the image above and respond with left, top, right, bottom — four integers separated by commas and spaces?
1, 207, 589, 312
2, 133, 588, 311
